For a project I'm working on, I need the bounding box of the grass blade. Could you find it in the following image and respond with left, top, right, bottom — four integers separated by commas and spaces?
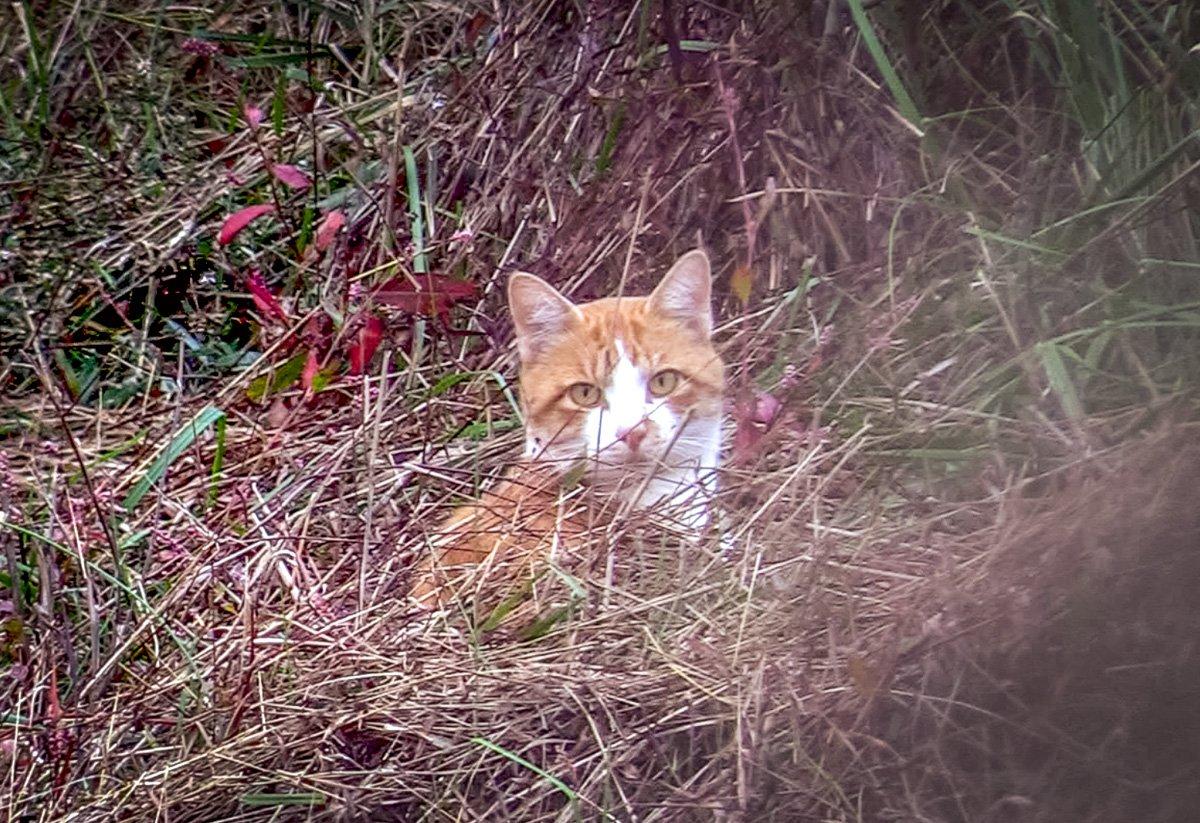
471, 736, 578, 804
239, 792, 326, 807
207, 413, 227, 509
123, 405, 226, 511
1036, 342, 1085, 420
403, 145, 427, 273
846, 0, 925, 135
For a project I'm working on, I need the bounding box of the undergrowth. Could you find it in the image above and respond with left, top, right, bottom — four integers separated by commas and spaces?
1, 1, 1197, 821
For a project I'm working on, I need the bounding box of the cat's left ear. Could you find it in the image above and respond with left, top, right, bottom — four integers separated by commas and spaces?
648, 249, 712, 338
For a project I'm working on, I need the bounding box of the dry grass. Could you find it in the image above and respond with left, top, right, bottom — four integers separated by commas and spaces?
1, 1, 1198, 821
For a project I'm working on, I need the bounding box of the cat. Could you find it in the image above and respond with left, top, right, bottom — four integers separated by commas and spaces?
407, 249, 725, 609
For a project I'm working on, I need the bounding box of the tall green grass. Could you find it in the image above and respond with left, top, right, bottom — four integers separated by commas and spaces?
848, 0, 1199, 435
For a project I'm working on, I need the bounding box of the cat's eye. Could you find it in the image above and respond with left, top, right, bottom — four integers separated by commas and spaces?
568, 382, 602, 407
649, 369, 681, 396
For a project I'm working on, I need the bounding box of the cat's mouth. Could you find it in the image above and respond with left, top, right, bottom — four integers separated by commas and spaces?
583, 459, 661, 490
533, 436, 699, 475
588, 443, 661, 467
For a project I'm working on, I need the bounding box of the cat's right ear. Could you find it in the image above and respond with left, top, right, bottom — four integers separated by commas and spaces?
648, 249, 713, 338
508, 272, 582, 362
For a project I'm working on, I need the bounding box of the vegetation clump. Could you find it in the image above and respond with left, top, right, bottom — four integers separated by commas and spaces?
1, 1, 1197, 819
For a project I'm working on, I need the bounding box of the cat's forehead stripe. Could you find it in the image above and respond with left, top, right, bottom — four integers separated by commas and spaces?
609, 337, 638, 379
602, 347, 648, 431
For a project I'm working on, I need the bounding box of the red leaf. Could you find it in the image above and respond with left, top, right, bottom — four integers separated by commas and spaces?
218, 204, 275, 245
348, 315, 385, 375
301, 348, 320, 396
465, 12, 491, 48
314, 210, 346, 251
302, 311, 334, 349
246, 269, 288, 323
374, 274, 477, 323
46, 668, 62, 725
243, 104, 264, 129
271, 163, 311, 190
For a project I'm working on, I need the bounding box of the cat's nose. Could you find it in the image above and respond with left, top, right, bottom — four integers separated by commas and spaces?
616, 423, 647, 453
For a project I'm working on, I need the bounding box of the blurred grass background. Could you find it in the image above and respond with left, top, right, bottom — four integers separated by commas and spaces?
1, 1, 1198, 820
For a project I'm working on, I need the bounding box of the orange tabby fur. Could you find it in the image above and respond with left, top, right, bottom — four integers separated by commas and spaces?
408, 250, 724, 609
405, 462, 593, 607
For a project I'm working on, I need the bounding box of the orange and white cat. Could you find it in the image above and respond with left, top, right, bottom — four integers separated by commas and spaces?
408, 249, 724, 608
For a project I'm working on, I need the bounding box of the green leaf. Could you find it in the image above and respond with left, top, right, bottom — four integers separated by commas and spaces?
272, 75, 286, 134
519, 606, 572, 641
846, 0, 925, 135
190, 29, 313, 47
428, 370, 476, 397
653, 39, 720, 54
208, 413, 227, 508
403, 146, 427, 273
1082, 329, 1112, 373
297, 205, 315, 254
476, 577, 534, 633
224, 51, 331, 68
965, 226, 1067, 259
460, 417, 519, 441
1036, 341, 1085, 420
595, 101, 626, 175
559, 460, 588, 491
240, 792, 326, 807
246, 351, 308, 402
471, 737, 578, 804
123, 405, 226, 511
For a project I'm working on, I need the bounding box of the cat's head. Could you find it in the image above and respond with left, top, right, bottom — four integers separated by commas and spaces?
508, 250, 724, 485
